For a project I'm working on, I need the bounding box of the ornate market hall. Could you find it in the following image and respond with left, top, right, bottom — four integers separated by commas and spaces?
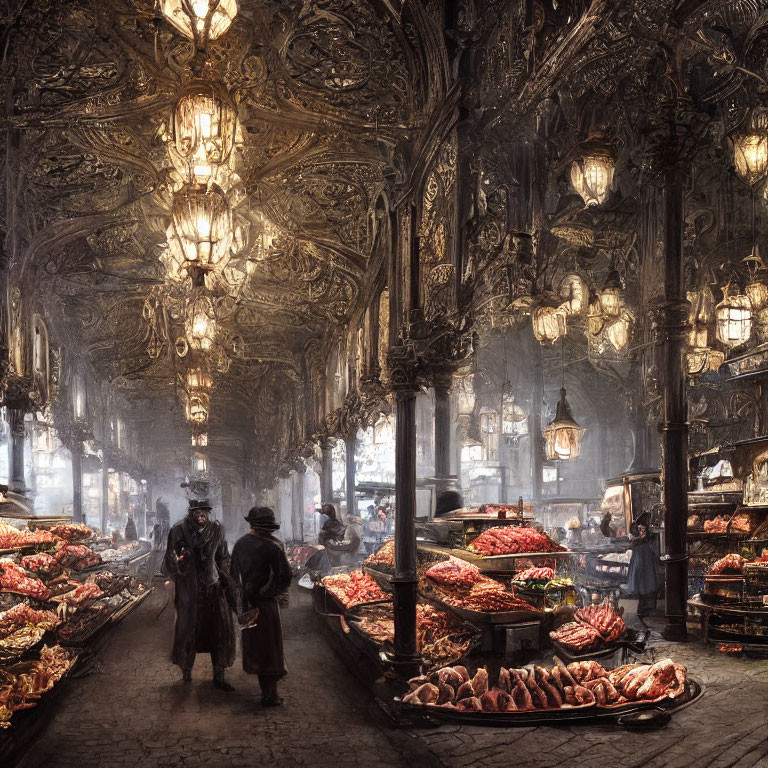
0, 0, 767, 766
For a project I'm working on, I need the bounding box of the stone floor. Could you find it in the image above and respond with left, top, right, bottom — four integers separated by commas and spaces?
16, 587, 768, 768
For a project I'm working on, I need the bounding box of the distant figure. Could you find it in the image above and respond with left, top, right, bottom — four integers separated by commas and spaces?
627, 514, 658, 618
318, 503, 344, 546
435, 491, 463, 518
231, 507, 292, 707
151, 522, 164, 551
600, 511, 615, 538
162, 499, 236, 689
327, 513, 364, 566
124, 516, 138, 542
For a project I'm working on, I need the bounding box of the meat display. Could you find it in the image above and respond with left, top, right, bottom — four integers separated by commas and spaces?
424, 558, 482, 589
364, 540, 395, 569
20, 552, 61, 579
708, 554, 746, 575
51, 582, 104, 606
444, 578, 537, 613
0, 603, 60, 633
575, 600, 626, 643
402, 658, 688, 712
0, 523, 58, 550
322, 571, 387, 608
550, 621, 602, 651
0, 560, 51, 600
49, 523, 95, 542
704, 515, 752, 534
54, 543, 102, 570
514, 567, 555, 581
468, 526, 565, 556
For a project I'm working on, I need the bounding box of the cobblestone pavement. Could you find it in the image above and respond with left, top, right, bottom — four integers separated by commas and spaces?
17, 587, 768, 768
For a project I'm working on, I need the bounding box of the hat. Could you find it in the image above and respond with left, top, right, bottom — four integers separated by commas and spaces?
189, 499, 212, 512
244, 506, 280, 531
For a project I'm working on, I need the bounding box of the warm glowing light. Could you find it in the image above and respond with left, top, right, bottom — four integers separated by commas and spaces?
160, 0, 238, 45
543, 388, 584, 461
570, 133, 615, 207
172, 83, 237, 185
185, 294, 217, 351
604, 310, 634, 352
186, 393, 210, 424
599, 270, 623, 317
532, 304, 568, 344
192, 432, 208, 447
733, 133, 768, 185
168, 183, 233, 271
716, 282, 753, 348
186, 366, 213, 391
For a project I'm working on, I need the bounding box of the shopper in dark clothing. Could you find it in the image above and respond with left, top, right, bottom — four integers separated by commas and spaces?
627, 515, 658, 618
162, 499, 236, 689
231, 506, 292, 707
124, 516, 138, 541
318, 503, 344, 546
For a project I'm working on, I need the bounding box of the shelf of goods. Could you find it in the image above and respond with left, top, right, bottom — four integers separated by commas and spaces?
394, 656, 701, 727
688, 551, 768, 651
0, 518, 152, 744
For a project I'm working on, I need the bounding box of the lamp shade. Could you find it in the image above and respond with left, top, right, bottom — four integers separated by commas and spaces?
532, 304, 568, 344
160, 0, 238, 45
186, 392, 210, 424
543, 388, 584, 461
716, 282, 752, 348
172, 82, 237, 185
168, 183, 233, 271
732, 133, 768, 185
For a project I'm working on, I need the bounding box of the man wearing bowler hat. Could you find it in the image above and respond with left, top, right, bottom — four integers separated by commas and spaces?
162, 498, 236, 689
231, 506, 292, 706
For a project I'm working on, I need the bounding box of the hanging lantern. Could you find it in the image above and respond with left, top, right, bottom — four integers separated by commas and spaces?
171, 82, 237, 185
532, 304, 568, 344
744, 249, 768, 312
716, 282, 753, 348
569, 132, 615, 207
604, 309, 635, 352
559, 274, 588, 316
686, 346, 725, 377
186, 392, 210, 424
463, 414, 484, 448
599, 269, 623, 317
732, 133, 768, 186
186, 366, 213, 392
191, 432, 208, 447
168, 183, 233, 272
501, 385, 528, 441
543, 388, 584, 461
160, 0, 238, 46
185, 294, 217, 351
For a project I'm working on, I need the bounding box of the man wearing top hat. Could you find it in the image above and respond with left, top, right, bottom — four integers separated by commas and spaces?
162, 498, 236, 689
230, 506, 292, 707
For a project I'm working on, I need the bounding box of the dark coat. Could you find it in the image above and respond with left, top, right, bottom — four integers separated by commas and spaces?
627, 535, 658, 596
230, 532, 292, 677
162, 517, 236, 669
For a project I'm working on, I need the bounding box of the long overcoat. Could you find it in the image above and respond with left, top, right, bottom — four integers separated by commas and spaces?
230, 532, 292, 677
627, 535, 658, 596
162, 517, 236, 669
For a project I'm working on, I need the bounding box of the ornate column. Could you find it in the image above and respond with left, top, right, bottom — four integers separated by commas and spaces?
320, 438, 333, 504
8, 407, 26, 493
101, 462, 110, 534
344, 433, 357, 518
291, 465, 305, 542
433, 373, 452, 492
529, 339, 543, 502
71, 449, 83, 524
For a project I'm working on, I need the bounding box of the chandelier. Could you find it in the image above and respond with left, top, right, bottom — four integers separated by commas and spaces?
185, 293, 217, 351
569, 132, 615, 208
168, 183, 233, 273
171, 82, 237, 186
159, 0, 238, 47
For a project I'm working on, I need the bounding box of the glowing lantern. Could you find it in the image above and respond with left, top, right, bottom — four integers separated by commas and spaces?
570, 133, 615, 207
191, 432, 208, 447
732, 134, 768, 186
543, 388, 584, 461
559, 274, 588, 316
457, 374, 476, 417
604, 309, 634, 352
185, 294, 217, 351
186, 392, 210, 424
168, 183, 233, 272
532, 304, 568, 344
599, 270, 623, 317
186, 366, 213, 392
716, 282, 753, 348
171, 83, 237, 185
160, 0, 238, 46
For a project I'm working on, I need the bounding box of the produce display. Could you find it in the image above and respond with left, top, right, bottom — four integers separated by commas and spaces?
364, 540, 395, 569
0, 645, 76, 727
0, 561, 51, 600
468, 526, 565, 556
322, 571, 387, 608
54, 543, 101, 570
424, 558, 482, 589
708, 554, 746, 575
401, 658, 688, 712
0, 523, 58, 550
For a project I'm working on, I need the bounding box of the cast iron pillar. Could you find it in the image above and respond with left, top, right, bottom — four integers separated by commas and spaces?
660, 162, 689, 641
344, 434, 357, 518
433, 374, 452, 492
100, 463, 109, 535
8, 408, 25, 493
291, 467, 305, 542
392, 383, 420, 668
320, 440, 333, 505
530, 339, 544, 503
71, 448, 83, 524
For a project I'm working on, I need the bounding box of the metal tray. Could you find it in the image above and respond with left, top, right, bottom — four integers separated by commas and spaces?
419, 587, 542, 625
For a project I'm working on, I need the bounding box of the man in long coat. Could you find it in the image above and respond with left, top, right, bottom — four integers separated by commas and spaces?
231, 506, 292, 706
162, 499, 236, 689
